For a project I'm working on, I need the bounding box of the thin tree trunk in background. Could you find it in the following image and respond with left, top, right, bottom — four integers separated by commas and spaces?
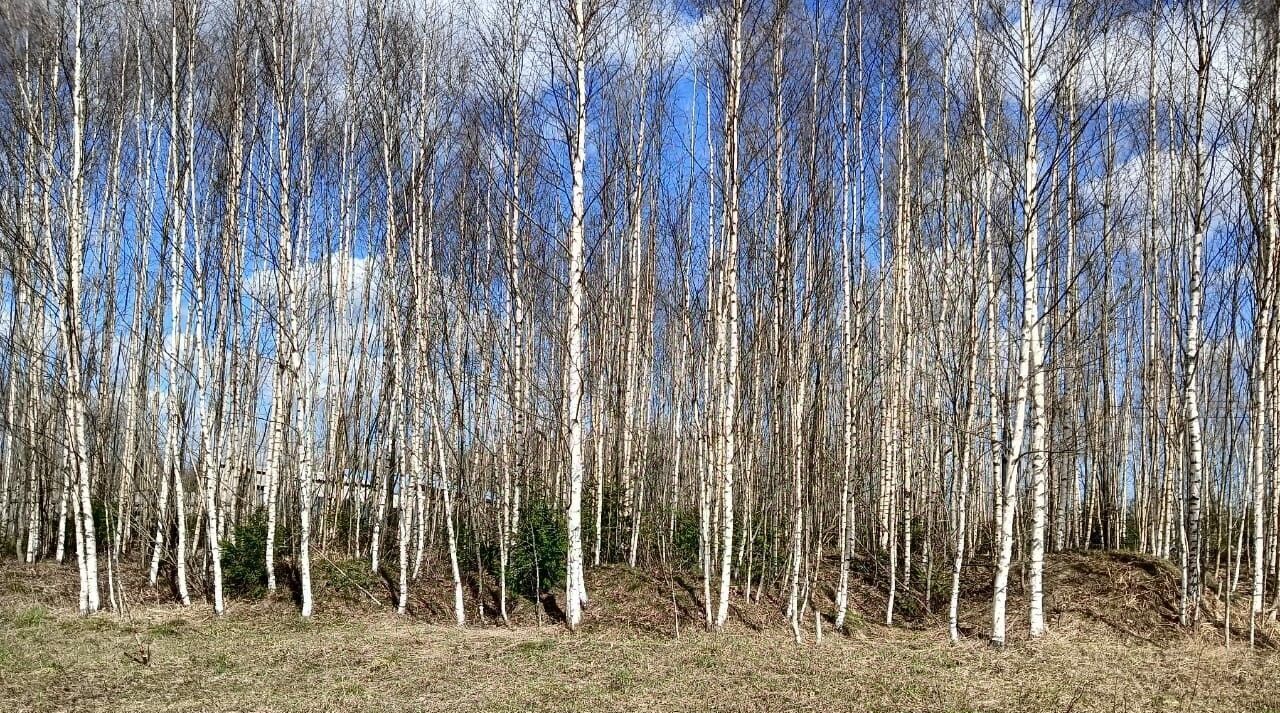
990, 0, 1041, 648
1181, 0, 1213, 628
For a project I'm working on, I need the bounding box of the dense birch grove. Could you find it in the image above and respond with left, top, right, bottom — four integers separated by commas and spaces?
0, 0, 1278, 647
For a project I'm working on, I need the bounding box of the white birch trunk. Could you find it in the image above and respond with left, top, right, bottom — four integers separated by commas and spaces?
564, 0, 590, 631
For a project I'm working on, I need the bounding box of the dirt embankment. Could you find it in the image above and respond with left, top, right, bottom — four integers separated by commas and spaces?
3, 549, 1275, 647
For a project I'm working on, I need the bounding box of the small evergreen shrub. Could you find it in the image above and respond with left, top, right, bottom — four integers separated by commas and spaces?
506, 501, 567, 599
316, 555, 379, 600
221, 510, 269, 598
671, 510, 701, 569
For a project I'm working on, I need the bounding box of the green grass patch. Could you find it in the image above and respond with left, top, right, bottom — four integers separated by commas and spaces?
11, 605, 47, 627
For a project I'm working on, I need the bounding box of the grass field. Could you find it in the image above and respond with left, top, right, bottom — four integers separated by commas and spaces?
3, 600, 1278, 712
3, 552, 1278, 712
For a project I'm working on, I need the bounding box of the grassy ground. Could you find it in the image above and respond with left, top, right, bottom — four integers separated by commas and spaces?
3, 600, 1278, 712
3, 552, 1277, 712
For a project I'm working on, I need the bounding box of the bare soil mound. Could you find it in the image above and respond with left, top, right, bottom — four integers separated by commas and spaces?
4, 549, 1274, 647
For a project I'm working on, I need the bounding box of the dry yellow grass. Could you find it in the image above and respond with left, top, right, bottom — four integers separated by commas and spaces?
2, 600, 1278, 712
3, 552, 1278, 712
